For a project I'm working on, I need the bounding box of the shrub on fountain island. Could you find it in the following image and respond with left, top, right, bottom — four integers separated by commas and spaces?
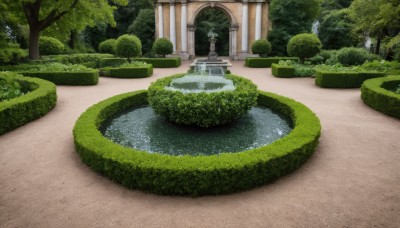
148, 74, 258, 127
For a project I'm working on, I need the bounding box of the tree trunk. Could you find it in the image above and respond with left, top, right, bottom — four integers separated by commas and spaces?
375, 35, 381, 55
29, 27, 40, 60
68, 30, 76, 49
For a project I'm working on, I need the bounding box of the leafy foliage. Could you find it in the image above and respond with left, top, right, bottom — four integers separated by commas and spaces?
0, 44, 28, 65
128, 9, 155, 55
287, 34, 322, 63
115, 34, 142, 62
336, 47, 379, 66
251, 39, 272, 57
0, 73, 24, 101
152, 38, 173, 58
99, 39, 117, 54
39, 36, 65, 55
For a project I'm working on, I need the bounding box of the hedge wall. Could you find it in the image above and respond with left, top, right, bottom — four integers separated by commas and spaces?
0, 73, 57, 135
21, 71, 99, 86
271, 63, 296, 78
73, 90, 321, 196
361, 76, 400, 119
245, 57, 299, 68
315, 70, 386, 88
135, 57, 181, 68
103, 64, 153, 78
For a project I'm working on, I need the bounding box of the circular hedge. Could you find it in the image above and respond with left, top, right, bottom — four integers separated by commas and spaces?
115, 34, 142, 61
361, 76, 400, 119
148, 74, 258, 127
153, 38, 173, 57
73, 89, 321, 196
99, 39, 117, 54
251, 39, 271, 57
0, 72, 57, 135
39, 36, 64, 55
287, 33, 322, 63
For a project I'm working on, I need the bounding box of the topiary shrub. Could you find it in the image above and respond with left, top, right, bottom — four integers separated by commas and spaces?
115, 34, 142, 62
153, 38, 173, 57
271, 63, 295, 78
337, 47, 379, 66
98, 39, 117, 54
287, 33, 322, 63
251, 39, 272, 57
39, 36, 65, 55
148, 74, 258, 127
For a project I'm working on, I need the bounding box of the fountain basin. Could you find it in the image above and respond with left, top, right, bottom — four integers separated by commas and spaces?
73, 90, 321, 196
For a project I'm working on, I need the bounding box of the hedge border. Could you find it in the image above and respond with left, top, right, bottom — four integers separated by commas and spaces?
271, 63, 296, 78
361, 76, 400, 119
315, 70, 386, 88
0, 74, 57, 135
103, 64, 153, 78
21, 71, 99, 86
245, 57, 299, 68
73, 90, 321, 196
135, 57, 181, 68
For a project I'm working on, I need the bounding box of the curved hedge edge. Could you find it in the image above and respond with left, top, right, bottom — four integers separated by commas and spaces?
103, 64, 153, 78
21, 71, 99, 86
271, 63, 296, 78
73, 90, 321, 196
0, 74, 57, 135
315, 70, 386, 88
361, 75, 400, 119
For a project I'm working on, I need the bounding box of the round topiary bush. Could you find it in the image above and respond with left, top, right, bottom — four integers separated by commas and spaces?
39, 36, 64, 55
148, 74, 258, 128
251, 39, 272, 57
287, 33, 322, 63
99, 39, 117, 54
153, 38, 173, 57
337, 47, 378, 66
115, 34, 142, 62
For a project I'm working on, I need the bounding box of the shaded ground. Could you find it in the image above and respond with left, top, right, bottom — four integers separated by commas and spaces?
1, 61, 399, 227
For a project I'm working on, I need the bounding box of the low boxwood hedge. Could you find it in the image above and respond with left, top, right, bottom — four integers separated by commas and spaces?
73, 90, 321, 196
361, 76, 400, 119
99, 58, 128, 68
271, 63, 296, 78
135, 57, 181, 68
245, 57, 299, 68
102, 64, 153, 78
148, 74, 258, 127
21, 71, 99, 86
315, 70, 386, 88
0, 73, 57, 135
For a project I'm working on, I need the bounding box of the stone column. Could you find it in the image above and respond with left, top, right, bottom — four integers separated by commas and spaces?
229, 24, 238, 59
241, 1, 249, 54
158, 3, 164, 38
180, 0, 188, 59
169, 1, 176, 53
188, 24, 196, 59
255, 2, 262, 40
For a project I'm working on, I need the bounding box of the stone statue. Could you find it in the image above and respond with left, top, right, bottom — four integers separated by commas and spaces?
207, 28, 219, 61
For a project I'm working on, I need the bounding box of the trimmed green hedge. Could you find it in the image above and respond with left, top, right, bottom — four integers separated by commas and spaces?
148, 74, 258, 127
315, 70, 386, 88
73, 90, 321, 196
0, 73, 57, 135
361, 76, 400, 119
21, 71, 99, 86
99, 58, 128, 68
57, 54, 115, 68
135, 57, 181, 68
245, 57, 299, 68
271, 63, 296, 78
103, 64, 153, 78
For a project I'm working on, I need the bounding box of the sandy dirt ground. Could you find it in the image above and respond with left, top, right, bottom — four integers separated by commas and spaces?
1, 61, 399, 228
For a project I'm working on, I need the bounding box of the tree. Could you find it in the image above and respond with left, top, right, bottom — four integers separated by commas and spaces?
350, 0, 400, 54
153, 38, 173, 58
128, 9, 155, 55
318, 9, 361, 49
115, 34, 141, 62
287, 33, 322, 63
251, 39, 272, 57
268, 0, 321, 56
3, 0, 128, 59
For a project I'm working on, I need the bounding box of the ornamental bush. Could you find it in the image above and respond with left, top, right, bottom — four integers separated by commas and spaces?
251, 39, 272, 57
39, 36, 64, 55
148, 74, 258, 127
153, 38, 173, 57
115, 34, 142, 62
337, 47, 379, 66
287, 33, 322, 63
99, 39, 117, 54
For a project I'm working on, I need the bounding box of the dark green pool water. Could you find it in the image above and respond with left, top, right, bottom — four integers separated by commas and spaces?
101, 106, 292, 156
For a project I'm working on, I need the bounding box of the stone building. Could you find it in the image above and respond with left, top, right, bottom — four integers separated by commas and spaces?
155, 0, 270, 60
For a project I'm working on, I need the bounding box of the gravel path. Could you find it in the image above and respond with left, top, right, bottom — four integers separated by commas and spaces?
1, 61, 399, 228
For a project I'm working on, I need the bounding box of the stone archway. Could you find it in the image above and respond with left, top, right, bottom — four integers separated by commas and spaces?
188, 3, 238, 59
155, 0, 269, 60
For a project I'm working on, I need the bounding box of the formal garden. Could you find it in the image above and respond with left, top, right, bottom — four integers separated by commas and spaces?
0, 0, 399, 227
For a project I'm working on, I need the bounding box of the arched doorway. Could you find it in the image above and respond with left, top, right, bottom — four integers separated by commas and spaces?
194, 7, 230, 57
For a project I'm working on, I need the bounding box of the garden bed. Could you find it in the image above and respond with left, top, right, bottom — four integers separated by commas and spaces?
101, 63, 153, 78
135, 57, 181, 68
271, 63, 296, 78
245, 57, 299, 68
315, 70, 386, 88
